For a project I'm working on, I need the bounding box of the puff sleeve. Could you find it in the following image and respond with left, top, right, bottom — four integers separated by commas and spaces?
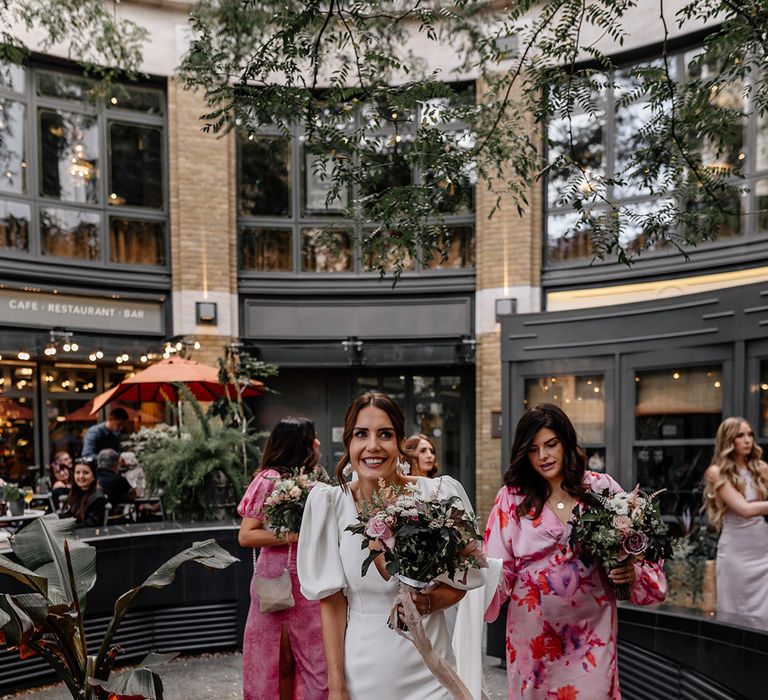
237, 468, 279, 520
483, 486, 517, 622
297, 483, 347, 600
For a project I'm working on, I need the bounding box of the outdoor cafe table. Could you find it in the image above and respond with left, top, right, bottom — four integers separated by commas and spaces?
0, 508, 46, 526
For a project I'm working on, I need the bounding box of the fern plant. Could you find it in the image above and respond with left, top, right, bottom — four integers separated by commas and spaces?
140, 386, 257, 521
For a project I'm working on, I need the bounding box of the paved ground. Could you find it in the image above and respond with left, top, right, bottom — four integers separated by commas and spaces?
6, 651, 508, 699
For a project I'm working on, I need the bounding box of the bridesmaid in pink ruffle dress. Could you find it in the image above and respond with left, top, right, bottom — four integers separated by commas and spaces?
484, 404, 666, 699
238, 417, 328, 700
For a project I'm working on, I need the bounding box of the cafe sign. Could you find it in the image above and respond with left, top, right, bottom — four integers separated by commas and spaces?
0, 289, 164, 334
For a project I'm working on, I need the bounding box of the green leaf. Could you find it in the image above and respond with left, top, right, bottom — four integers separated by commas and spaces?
94, 539, 237, 677
0, 594, 34, 646
90, 667, 164, 700
11, 515, 96, 607
0, 554, 49, 599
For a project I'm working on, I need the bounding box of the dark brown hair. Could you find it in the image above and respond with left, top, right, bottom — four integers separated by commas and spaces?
335, 392, 413, 489
69, 457, 99, 522
404, 434, 438, 478
504, 403, 586, 519
258, 416, 318, 477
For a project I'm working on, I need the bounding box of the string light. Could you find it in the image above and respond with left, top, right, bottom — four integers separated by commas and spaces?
17, 350, 30, 361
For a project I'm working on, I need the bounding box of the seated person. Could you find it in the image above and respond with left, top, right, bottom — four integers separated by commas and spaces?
61, 457, 107, 529
50, 451, 73, 511
97, 448, 135, 506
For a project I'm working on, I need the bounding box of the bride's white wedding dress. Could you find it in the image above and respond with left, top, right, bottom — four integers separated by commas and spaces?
298, 476, 484, 700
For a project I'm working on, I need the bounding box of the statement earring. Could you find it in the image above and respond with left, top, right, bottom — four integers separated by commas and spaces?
343, 462, 353, 477
397, 459, 411, 475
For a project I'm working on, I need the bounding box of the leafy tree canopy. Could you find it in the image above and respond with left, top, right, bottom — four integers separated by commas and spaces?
4, 0, 767, 274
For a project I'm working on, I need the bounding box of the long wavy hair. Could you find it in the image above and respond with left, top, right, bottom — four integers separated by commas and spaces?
69, 457, 99, 523
703, 417, 766, 530
258, 417, 318, 477
504, 403, 587, 519
404, 434, 438, 478
335, 392, 414, 489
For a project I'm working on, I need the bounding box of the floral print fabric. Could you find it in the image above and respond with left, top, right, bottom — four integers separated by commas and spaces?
484, 471, 666, 699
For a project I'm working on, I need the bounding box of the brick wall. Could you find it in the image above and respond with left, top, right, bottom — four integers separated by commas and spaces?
167, 79, 237, 364
473, 77, 542, 523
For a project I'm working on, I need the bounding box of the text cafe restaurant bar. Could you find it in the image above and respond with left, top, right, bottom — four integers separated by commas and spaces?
0, 284, 168, 484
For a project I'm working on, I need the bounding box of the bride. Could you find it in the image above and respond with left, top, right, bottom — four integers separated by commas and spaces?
297, 392, 484, 699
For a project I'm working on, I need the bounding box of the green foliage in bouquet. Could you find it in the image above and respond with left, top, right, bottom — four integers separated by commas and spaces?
140, 386, 258, 521
0, 514, 237, 699
262, 468, 331, 535
570, 487, 671, 572
347, 482, 482, 585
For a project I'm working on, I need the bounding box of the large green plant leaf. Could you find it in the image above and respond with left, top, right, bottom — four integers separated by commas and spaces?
94, 539, 237, 677
11, 514, 96, 607
90, 651, 177, 700
0, 594, 34, 646
0, 554, 48, 598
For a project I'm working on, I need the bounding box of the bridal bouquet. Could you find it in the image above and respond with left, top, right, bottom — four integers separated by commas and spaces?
569, 485, 671, 600
346, 479, 483, 588
263, 467, 330, 534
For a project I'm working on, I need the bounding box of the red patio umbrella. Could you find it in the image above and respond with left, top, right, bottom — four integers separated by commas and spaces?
89, 357, 263, 415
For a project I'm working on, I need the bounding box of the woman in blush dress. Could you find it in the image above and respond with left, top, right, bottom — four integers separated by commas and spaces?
484, 403, 666, 699
297, 392, 484, 700
703, 416, 768, 621
238, 417, 328, 700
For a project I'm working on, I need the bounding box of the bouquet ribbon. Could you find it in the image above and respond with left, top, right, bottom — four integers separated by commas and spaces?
388, 581, 474, 700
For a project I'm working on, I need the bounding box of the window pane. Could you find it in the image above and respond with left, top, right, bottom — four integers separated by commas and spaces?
239, 136, 291, 217
0, 62, 25, 93
547, 113, 604, 207
0, 199, 30, 252
363, 230, 414, 272
41, 207, 100, 261
547, 210, 590, 262
0, 364, 36, 484
0, 99, 27, 194
525, 374, 605, 445
37, 71, 94, 101
108, 122, 163, 209
359, 137, 413, 206
755, 180, 768, 233
301, 227, 352, 272
241, 227, 292, 271
615, 101, 655, 198
760, 362, 768, 440
635, 444, 713, 518
110, 218, 166, 266
413, 376, 436, 398
39, 109, 99, 203
303, 149, 348, 214
426, 225, 475, 269
635, 366, 723, 440
108, 84, 164, 115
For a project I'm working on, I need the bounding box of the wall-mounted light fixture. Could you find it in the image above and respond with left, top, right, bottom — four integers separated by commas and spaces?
341, 336, 364, 366
196, 301, 218, 325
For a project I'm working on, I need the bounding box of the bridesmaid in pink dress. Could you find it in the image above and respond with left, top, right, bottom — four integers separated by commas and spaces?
238, 417, 328, 700
484, 403, 666, 699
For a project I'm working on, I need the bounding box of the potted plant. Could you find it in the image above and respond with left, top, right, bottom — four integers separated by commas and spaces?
2, 483, 23, 516
0, 514, 238, 699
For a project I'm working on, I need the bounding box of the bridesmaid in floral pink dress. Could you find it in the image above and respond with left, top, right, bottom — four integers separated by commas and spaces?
238, 417, 328, 700
484, 404, 666, 699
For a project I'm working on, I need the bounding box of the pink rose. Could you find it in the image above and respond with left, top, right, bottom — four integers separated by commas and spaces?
621, 530, 648, 556
612, 515, 632, 530
365, 517, 395, 549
